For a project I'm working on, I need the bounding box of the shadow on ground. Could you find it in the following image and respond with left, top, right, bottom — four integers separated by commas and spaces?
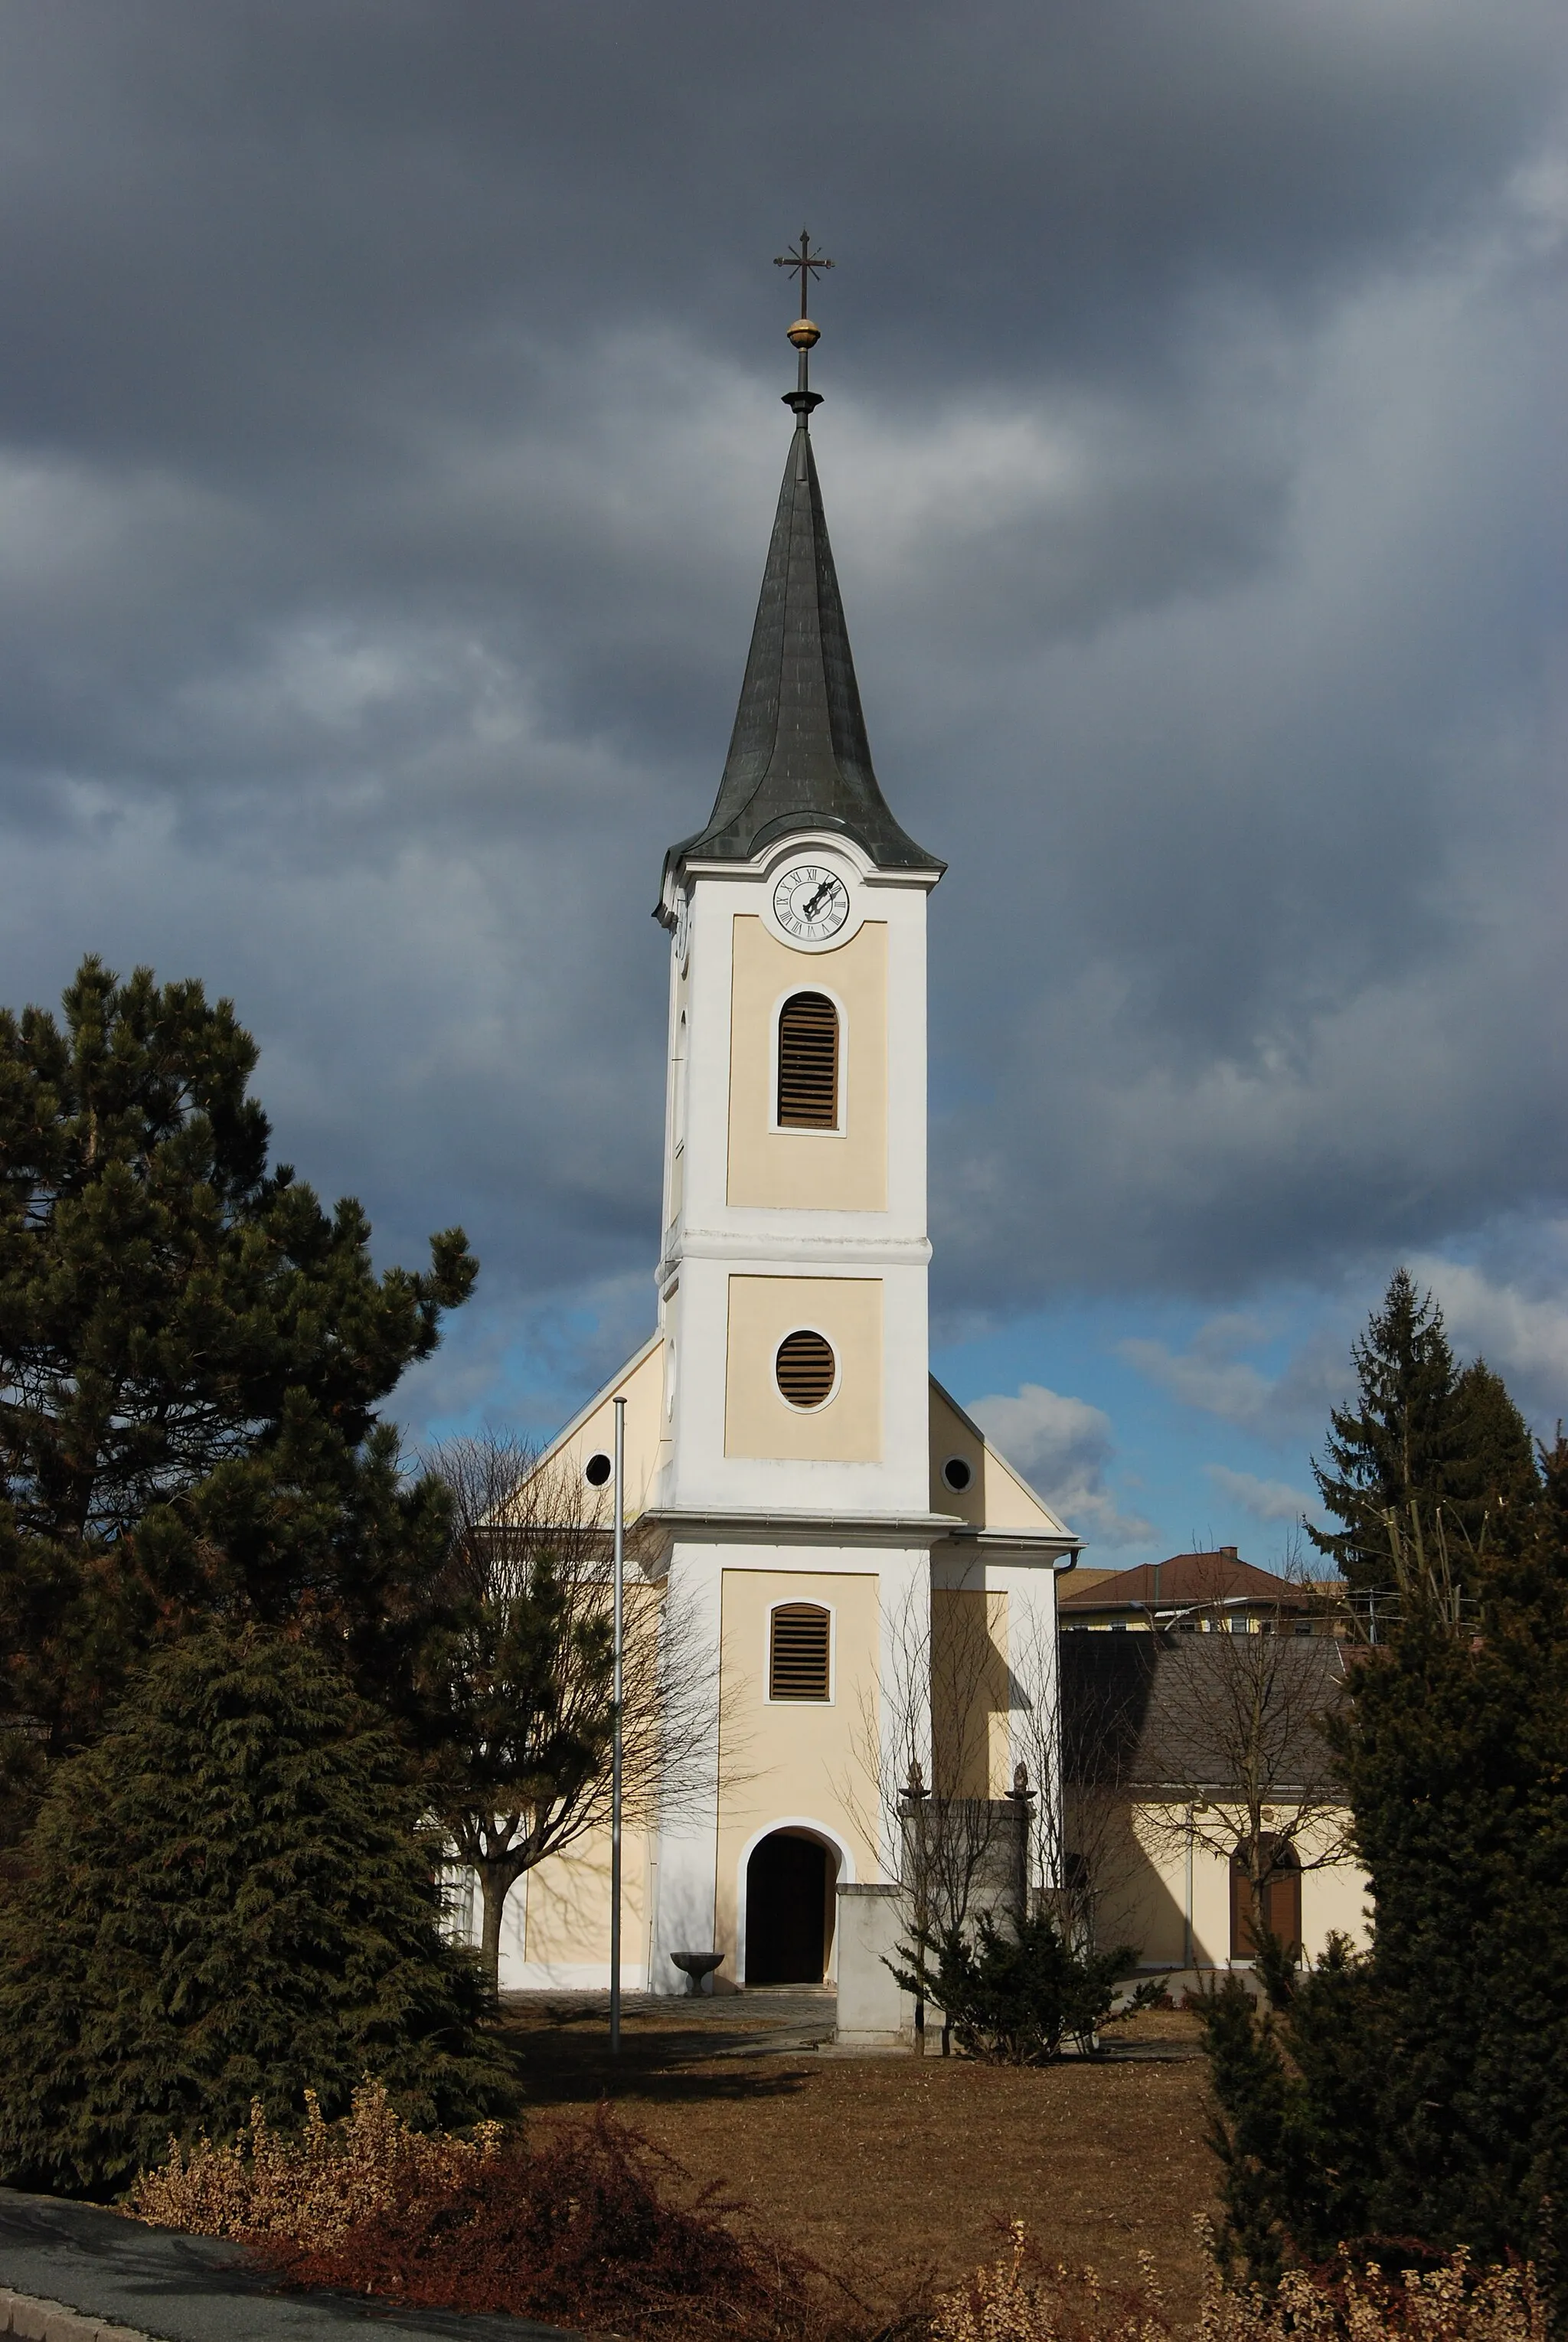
498, 1988, 838, 2107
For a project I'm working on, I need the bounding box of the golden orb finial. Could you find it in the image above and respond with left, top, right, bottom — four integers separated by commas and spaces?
786, 317, 821, 351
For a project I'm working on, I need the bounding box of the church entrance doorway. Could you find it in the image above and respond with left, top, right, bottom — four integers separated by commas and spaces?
745, 1831, 837, 1984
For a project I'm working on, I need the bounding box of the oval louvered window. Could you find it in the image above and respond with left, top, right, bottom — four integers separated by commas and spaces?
776, 1328, 836, 1409
770, 1604, 831, 1700
776, 991, 839, 1129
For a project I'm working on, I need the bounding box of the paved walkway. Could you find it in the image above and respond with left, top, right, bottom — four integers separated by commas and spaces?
499, 1984, 839, 2062
0, 2193, 576, 2342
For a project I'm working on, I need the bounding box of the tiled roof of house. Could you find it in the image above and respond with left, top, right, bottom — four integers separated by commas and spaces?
1057, 1548, 1312, 1613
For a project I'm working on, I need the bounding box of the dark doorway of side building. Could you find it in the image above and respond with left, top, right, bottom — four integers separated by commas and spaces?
745, 1830, 838, 1984
1230, 1836, 1302, 1960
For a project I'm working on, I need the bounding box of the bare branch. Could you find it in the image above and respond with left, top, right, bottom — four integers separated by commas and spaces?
416, 1430, 722, 1986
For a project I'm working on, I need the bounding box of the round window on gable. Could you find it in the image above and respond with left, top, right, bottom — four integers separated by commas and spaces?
942, 1455, 973, 1492
584, 1452, 612, 1488
776, 1329, 836, 1409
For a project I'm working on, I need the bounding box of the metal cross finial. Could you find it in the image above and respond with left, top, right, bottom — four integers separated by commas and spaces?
774, 227, 835, 317
775, 230, 833, 442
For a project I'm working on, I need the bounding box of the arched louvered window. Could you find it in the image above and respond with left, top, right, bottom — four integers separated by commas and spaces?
776, 991, 839, 1129
769, 1603, 831, 1700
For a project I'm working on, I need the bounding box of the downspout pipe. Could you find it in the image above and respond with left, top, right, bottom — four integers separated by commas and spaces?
1046, 1548, 1080, 1916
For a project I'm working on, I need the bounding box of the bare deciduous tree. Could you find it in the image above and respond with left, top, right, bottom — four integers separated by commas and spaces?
418, 1432, 718, 1989
1008, 1603, 1145, 1950
838, 1577, 1031, 2050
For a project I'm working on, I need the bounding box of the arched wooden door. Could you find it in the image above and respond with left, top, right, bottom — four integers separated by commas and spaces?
745, 1832, 836, 1984
1230, 1837, 1302, 1958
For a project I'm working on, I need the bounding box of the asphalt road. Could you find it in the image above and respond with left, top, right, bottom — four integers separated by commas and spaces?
0, 2192, 577, 2342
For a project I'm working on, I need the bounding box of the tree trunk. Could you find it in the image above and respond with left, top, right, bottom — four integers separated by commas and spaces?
477, 1861, 514, 1993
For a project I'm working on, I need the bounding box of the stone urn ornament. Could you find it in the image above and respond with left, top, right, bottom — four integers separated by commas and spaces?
671, 1949, 727, 1996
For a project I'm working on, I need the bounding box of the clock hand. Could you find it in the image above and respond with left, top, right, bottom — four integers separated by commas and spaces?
802, 878, 837, 919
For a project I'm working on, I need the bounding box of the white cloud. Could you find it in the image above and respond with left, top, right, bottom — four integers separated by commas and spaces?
968, 1383, 1153, 1549
1409, 1251, 1568, 1423
1118, 1313, 1347, 1442
1119, 1337, 1273, 1428
1205, 1463, 1312, 1523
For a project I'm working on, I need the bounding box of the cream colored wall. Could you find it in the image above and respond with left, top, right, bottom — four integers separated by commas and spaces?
724, 1274, 883, 1462
515, 1825, 654, 1981
1093, 1802, 1371, 1971
714, 1566, 883, 1978
727, 914, 887, 1210
932, 1587, 1011, 1798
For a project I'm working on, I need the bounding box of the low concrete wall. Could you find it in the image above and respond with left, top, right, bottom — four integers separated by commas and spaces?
0, 2289, 148, 2342
834, 1883, 916, 2049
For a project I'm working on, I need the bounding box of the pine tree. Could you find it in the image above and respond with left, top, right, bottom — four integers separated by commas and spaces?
0, 1625, 515, 2197
0, 957, 476, 1833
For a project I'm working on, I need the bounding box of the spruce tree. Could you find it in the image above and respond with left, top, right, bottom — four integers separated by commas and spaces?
1449, 1357, 1541, 1551
0, 1625, 514, 2197
1203, 1409, 1568, 2298
1309, 1269, 1464, 1590
1310, 1271, 1540, 1595
0, 957, 476, 1833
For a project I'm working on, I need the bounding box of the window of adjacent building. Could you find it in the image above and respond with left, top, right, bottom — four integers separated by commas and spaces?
775, 1328, 836, 1409
769, 1603, 831, 1701
1230, 1837, 1302, 1960
776, 991, 839, 1129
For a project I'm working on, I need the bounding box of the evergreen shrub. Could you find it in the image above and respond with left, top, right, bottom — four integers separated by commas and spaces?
0, 1625, 514, 2196
891, 1906, 1158, 2063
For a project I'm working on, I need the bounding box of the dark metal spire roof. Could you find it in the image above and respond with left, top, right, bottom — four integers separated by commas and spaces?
664, 392, 943, 884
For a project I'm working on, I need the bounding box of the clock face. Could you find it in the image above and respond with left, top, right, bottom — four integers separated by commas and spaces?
772, 863, 850, 942
672, 891, 691, 965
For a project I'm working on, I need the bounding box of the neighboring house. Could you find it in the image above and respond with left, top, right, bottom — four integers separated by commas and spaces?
1060, 1626, 1370, 1980
1058, 1547, 1334, 1637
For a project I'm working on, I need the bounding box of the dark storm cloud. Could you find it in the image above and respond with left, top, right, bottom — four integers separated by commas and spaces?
0, 0, 1563, 1424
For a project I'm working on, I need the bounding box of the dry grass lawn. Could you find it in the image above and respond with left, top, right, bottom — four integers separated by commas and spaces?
501, 2001, 1217, 2322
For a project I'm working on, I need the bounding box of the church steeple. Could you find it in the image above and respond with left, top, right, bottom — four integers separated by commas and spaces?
665, 240, 942, 884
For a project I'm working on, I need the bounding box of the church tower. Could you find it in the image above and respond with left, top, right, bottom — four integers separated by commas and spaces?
651, 273, 944, 1533
505, 250, 1077, 1999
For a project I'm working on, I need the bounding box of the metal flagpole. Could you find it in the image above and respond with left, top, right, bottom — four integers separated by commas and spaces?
609, 1394, 626, 2056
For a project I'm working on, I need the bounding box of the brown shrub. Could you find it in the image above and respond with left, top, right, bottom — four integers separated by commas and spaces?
928, 2225, 1547, 2342
133, 2087, 889, 2337
129, 2079, 501, 2251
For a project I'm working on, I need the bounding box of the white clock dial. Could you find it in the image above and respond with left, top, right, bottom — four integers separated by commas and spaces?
672, 890, 691, 965
772, 863, 850, 942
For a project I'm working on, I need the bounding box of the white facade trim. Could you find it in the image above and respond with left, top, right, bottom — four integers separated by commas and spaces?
508, 1960, 652, 1991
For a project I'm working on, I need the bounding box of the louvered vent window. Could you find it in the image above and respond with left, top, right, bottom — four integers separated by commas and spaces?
776, 1328, 836, 1409
769, 1604, 831, 1701
776, 991, 839, 1129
